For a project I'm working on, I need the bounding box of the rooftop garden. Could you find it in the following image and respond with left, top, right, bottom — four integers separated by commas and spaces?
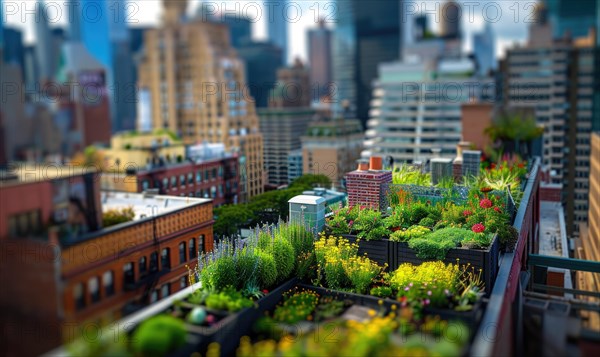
64, 160, 532, 357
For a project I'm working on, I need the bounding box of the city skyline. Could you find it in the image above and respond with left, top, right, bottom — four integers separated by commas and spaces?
3, 0, 534, 62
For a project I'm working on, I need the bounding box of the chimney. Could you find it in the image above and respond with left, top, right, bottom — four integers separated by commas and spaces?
369, 156, 382, 171
357, 160, 369, 171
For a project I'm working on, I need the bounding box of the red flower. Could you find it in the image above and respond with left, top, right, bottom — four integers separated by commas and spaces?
262, 289, 269, 294
494, 206, 501, 213
472, 223, 485, 233
518, 163, 525, 169
479, 198, 493, 209
463, 210, 473, 217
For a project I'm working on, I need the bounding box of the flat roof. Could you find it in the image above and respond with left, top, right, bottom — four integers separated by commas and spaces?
539, 201, 569, 258
288, 195, 326, 205
101, 191, 211, 221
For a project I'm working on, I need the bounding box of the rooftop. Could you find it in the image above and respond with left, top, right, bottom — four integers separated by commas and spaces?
539, 201, 569, 258
101, 191, 211, 221
0, 163, 96, 187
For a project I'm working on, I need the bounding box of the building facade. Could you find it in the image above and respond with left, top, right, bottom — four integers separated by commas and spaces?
258, 108, 316, 186
302, 118, 363, 189
269, 59, 311, 108
501, 23, 597, 236
307, 19, 333, 100
138, 0, 264, 199
0, 165, 213, 356
237, 41, 284, 108
333, 0, 402, 124
364, 58, 495, 163
266, 0, 288, 64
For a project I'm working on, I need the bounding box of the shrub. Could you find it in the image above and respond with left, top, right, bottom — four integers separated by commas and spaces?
390, 225, 430, 242
418, 217, 436, 229
256, 250, 278, 288
296, 251, 316, 282
384, 206, 411, 230
353, 208, 390, 241
408, 227, 476, 259
102, 206, 135, 227
408, 202, 431, 225
272, 238, 295, 283
370, 286, 393, 298
210, 255, 237, 291
132, 315, 186, 357
276, 223, 314, 256
236, 249, 260, 289
204, 288, 254, 312
326, 205, 359, 235
343, 256, 382, 294
498, 225, 519, 251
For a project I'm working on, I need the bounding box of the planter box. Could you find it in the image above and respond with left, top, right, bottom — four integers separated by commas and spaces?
391, 235, 500, 294
342, 235, 392, 268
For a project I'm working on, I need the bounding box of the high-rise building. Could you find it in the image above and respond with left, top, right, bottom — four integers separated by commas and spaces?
237, 41, 283, 108
545, 0, 598, 39
2, 27, 24, 71
222, 14, 252, 48
333, 0, 402, 125
259, 108, 316, 186
307, 19, 333, 100
34, 0, 58, 82
138, 0, 264, 199
501, 19, 597, 237
440, 1, 461, 39
267, 0, 288, 64
269, 59, 311, 108
473, 23, 496, 76
364, 58, 494, 163
302, 118, 363, 189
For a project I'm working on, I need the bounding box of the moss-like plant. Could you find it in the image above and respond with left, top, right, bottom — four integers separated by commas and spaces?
408, 227, 477, 260
132, 315, 186, 357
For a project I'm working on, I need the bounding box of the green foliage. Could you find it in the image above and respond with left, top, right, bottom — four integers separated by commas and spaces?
132, 315, 186, 357
353, 208, 390, 241
256, 250, 278, 288
200, 255, 237, 291
327, 205, 360, 235
272, 290, 319, 324
296, 251, 316, 282
236, 249, 260, 289
275, 222, 314, 257
67, 332, 129, 357
393, 164, 431, 186
370, 286, 393, 298
344, 256, 382, 294
418, 217, 436, 229
498, 225, 519, 251
272, 237, 295, 283
390, 225, 431, 242
408, 227, 476, 260
204, 288, 254, 312
102, 206, 135, 227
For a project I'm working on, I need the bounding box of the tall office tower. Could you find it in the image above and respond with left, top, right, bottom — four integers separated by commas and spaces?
259, 108, 316, 186
364, 57, 494, 164
267, 0, 288, 64
66, 0, 81, 41
138, 0, 264, 199
222, 14, 252, 48
545, 0, 598, 39
501, 19, 597, 237
78, 0, 136, 132
307, 19, 333, 101
333, 0, 402, 125
440, 1, 461, 39
270, 59, 311, 108
2, 27, 24, 73
237, 41, 283, 108
34, 0, 58, 82
473, 23, 496, 76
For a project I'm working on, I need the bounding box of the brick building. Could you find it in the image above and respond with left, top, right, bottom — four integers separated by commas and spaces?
345, 157, 393, 210
0, 164, 213, 356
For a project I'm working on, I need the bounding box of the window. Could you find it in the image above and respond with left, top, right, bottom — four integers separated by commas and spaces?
150, 252, 158, 272
189, 238, 197, 259
180, 276, 188, 289
180, 175, 186, 187
74, 283, 85, 310
103, 271, 114, 297
171, 176, 177, 188
142, 180, 150, 190
196, 170, 202, 183
150, 290, 158, 303
199, 235, 205, 255
123, 263, 134, 287
161, 248, 170, 270
179, 242, 186, 264
88, 277, 100, 303
162, 178, 169, 189
187, 173, 194, 184
139, 256, 147, 277
8, 209, 42, 238
161, 283, 170, 299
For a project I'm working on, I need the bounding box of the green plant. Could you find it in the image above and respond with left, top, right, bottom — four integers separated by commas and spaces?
296, 251, 316, 282
408, 227, 477, 259
370, 286, 393, 298
102, 206, 135, 227
313, 296, 351, 322
132, 315, 186, 357
272, 290, 319, 324
272, 237, 295, 283
389, 225, 431, 242
393, 164, 431, 186
343, 256, 382, 294
353, 208, 390, 241
67, 332, 129, 357
206, 255, 237, 291
326, 205, 360, 235
314, 235, 358, 289
418, 217, 436, 229
256, 250, 278, 288
236, 248, 260, 290
204, 288, 254, 312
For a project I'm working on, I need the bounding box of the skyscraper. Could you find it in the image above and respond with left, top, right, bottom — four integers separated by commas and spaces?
473, 23, 496, 76
34, 0, 58, 82
270, 59, 311, 108
307, 19, 332, 101
138, 0, 264, 199
332, 0, 402, 125
237, 41, 283, 108
222, 14, 252, 48
2, 27, 24, 71
545, 0, 598, 38
267, 0, 288, 64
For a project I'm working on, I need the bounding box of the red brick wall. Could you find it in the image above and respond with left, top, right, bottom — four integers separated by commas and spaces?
540, 184, 562, 202
346, 171, 392, 210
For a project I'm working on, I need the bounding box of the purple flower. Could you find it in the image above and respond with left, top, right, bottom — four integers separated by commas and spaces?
409, 282, 413, 287
404, 286, 410, 291
427, 291, 432, 296
444, 289, 450, 295
424, 299, 430, 305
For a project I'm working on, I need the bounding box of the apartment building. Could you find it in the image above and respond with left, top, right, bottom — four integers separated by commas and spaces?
138, 0, 263, 200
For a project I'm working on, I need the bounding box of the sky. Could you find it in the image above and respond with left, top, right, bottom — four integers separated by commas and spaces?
3, 1, 530, 63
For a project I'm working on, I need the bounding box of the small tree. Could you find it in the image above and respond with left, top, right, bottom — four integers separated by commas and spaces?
485, 112, 543, 159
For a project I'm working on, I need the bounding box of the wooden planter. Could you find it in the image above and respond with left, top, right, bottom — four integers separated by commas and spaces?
391, 235, 500, 294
